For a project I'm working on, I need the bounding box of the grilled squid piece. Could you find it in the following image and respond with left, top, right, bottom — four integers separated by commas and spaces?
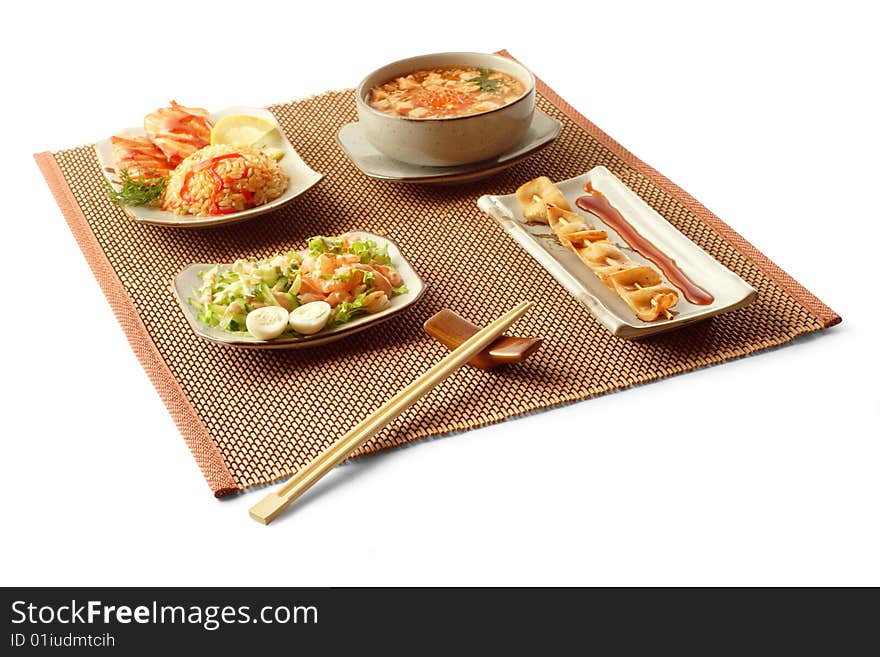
516, 177, 680, 322
143, 100, 213, 165
110, 134, 173, 180
515, 176, 571, 223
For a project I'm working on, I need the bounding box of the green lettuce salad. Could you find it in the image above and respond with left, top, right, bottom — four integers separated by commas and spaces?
191, 235, 408, 334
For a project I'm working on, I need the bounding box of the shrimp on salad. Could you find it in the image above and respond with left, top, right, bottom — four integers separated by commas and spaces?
191, 234, 409, 337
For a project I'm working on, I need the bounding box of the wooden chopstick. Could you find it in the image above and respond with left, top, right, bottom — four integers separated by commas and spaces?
249, 301, 533, 525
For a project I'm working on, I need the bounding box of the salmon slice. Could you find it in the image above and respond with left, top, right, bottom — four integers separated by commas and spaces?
143, 100, 212, 165
110, 134, 173, 180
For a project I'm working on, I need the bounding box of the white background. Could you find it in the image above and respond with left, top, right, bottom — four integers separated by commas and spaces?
2, 1, 876, 586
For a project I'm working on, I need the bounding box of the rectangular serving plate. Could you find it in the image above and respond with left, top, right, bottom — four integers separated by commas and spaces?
477, 166, 757, 338
95, 106, 323, 228
172, 232, 425, 349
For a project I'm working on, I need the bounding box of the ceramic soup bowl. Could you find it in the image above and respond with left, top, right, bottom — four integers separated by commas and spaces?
355, 52, 536, 167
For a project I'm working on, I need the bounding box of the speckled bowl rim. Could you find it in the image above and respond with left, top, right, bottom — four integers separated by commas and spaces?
355, 51, 536, 123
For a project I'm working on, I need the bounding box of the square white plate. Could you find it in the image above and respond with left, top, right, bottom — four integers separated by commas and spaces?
171, 232, 425, 349
477, 166, 757, 338
95, 106, 323, 228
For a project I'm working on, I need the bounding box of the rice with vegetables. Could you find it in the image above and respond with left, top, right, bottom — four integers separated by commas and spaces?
162, 144, 287, 216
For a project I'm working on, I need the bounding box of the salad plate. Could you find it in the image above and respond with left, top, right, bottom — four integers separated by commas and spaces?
478, 166, 757, 338
95, 106, 323, 228
336, 108, 561, 184
172, 232, 425, 349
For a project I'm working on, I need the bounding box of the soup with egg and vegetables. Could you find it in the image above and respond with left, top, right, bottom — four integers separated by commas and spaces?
369, 66, 527, 119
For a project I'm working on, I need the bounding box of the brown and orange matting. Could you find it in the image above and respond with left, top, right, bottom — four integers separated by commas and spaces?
35, 53, 839, 497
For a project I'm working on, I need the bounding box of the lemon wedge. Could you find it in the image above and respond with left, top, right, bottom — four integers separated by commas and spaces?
211, 115, 277, 148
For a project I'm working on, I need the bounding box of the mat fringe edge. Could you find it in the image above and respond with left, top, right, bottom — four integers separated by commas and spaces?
34, 152, 241, 498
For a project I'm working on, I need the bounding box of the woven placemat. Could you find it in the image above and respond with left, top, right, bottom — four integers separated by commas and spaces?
35, 52, 839, 497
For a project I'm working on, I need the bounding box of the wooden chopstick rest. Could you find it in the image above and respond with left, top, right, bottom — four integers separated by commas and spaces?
423, 309, 542, 370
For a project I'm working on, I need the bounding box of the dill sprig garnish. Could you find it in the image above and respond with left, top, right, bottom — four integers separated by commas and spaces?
467, 68, 504, 93
104, 169, 168, 207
